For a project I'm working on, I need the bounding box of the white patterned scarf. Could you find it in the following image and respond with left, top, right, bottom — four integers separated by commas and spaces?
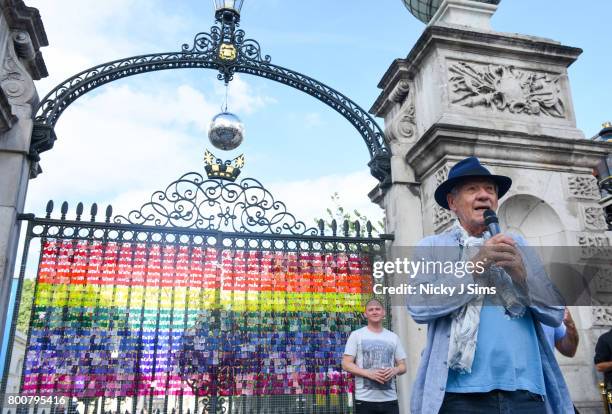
446, 221, 526, 373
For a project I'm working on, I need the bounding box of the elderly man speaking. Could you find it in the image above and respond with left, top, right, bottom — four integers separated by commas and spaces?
407, 157, 573, 414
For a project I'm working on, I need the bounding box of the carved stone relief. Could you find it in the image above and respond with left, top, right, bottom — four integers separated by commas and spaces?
0, 30, 36, 108
433, 205, 453, 231
594, 268, 612, 293
385, 80, 417, 145
566, 175, 601, 200
582, 206, 608, 231
389, 80, 410, 104
434, 164, 451, 186
577, 233, 610, 247
592, 306, 612, 327
432, 164, 453, 231
448, 61, 565, 118
576, 232, 611, 261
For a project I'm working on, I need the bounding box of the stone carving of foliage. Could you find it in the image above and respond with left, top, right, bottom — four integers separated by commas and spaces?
577, 233, 610, 247
583, 206, 608, 231
593, 306, 612, 327
576, 232, 611, 261
448, 61, 565, 118
432, 164, 453, 231
433, 205, 453, 231
567, 175, 600, 200
434, 164, 451, 187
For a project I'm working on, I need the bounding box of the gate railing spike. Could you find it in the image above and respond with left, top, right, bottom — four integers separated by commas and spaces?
60, 201, 68, 220
90, 203, 98, 222
105, 205, 113, 223
366, 220, 373, 238
45, 200, 53, 219
354, 221, 361, 237
318, 219, 324, 236
331, 219, 337, 237
343, 220, 349, 237
76, 202, 83, 221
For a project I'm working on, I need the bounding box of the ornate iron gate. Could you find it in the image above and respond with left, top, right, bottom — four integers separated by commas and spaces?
1, 170, 390, 414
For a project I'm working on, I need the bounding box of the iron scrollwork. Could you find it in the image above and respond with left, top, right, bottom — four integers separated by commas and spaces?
182, 26, 220, 56
114, 173, 319, 235
182, 26, 270, 84
31, 20, 390, 183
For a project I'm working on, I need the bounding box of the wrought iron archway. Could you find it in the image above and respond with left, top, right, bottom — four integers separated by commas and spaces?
30, 16, 391, 183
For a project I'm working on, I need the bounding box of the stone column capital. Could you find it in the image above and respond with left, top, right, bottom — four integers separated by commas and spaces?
1, 0, 48, 80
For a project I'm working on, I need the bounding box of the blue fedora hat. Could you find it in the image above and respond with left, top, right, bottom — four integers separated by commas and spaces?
434, 157, 512, 210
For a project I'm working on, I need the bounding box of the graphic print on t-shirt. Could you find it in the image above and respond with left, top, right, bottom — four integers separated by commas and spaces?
362, 339, 395, 390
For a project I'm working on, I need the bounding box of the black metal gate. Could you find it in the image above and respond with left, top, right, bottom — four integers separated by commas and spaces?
1, 170, 389, 414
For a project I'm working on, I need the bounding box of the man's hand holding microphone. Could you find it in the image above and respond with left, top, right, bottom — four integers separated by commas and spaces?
471, 209, 527, 288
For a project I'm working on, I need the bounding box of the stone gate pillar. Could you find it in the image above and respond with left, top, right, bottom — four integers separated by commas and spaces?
0, 0, 47, 353
369, 1, 612, 413
369, 77, 426, 414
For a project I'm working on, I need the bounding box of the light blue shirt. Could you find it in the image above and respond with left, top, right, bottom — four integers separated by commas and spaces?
407, 228, 573, 414
446, 304, 545, 395
542, 322, 567, 350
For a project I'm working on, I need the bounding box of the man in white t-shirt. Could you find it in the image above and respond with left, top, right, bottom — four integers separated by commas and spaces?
342, 298, 407, 414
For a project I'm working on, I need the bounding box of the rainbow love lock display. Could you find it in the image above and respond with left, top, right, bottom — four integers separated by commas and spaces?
23, 240, 375, 404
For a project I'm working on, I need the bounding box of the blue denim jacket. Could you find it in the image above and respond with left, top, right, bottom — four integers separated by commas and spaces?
407, 230, 574, 414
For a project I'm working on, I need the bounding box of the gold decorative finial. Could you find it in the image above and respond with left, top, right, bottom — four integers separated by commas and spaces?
203, 149, 244, 181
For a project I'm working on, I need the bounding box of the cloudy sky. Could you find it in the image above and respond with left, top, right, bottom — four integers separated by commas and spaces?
23, 0, 612, 226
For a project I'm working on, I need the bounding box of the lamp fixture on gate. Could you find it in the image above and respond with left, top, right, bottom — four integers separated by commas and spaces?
211, 0, 245, 79
213, 0, 244, 24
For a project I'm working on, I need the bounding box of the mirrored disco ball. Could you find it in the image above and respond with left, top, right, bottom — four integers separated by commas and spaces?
208, 111, 244, 151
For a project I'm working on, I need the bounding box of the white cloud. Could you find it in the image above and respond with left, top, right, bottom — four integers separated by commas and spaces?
73, 84, 218, 132
268, 171, 383, 226
92, 170, 384, 233
29, 0, 200, 94
30, 0, 143, 91
102, 189, 157, 221
25, 80, 273, 215
214, 75, 276, 115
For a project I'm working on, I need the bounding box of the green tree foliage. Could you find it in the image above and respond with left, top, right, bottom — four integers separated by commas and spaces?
16, 278, 35, 335
316, 192, 384, 235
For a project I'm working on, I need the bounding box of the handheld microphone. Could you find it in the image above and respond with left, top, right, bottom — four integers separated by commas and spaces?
483, 209, 500, 236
